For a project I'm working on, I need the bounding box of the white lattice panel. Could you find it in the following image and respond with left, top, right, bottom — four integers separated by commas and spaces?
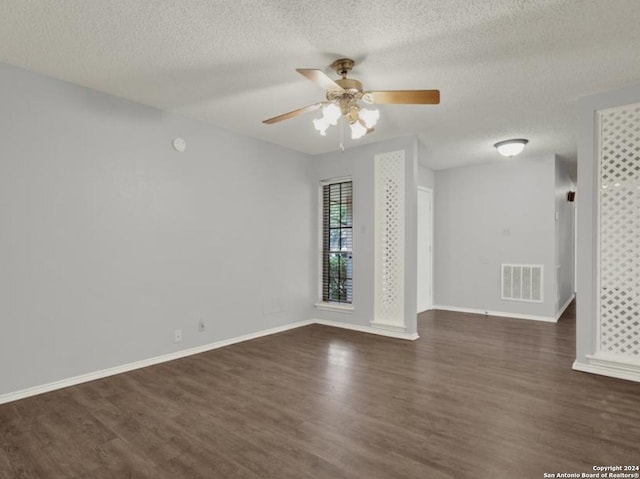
598, 103, 640, 357
374, 150, 405, 328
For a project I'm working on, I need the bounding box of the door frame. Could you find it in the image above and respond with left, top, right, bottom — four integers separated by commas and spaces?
417, 186, 434, 312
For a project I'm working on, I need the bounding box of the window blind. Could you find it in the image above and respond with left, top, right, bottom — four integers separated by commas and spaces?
322, 180, 353, 303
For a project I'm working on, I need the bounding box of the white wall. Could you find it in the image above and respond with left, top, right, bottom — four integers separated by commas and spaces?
575, 83, 640, 380
417, 140, 435, 189
434, 155, 559, 318
554, 158, 576, 311
0, 63, 313, 396
310, 136, 419, 336
418, 166, 435, 189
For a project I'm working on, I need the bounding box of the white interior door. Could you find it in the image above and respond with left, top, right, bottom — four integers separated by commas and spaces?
417, 187, 433, 312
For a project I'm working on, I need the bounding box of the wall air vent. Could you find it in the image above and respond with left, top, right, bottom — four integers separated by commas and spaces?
502, 264, 543, 302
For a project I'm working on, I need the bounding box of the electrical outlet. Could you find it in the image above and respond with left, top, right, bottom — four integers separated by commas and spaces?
198, 320, 205, 332
174, 329, 182, 343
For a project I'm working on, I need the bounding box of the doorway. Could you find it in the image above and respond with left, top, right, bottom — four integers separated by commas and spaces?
417, 187, 433, 312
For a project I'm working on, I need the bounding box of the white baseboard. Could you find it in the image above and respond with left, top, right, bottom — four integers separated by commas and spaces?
573, 354, 640, 383
314, 318, 419, 340
432, 304, 557, 323
0, 320, 313, 406
369, 320, 407, 333
0, 317, 420, 405
554, 293, 576, 321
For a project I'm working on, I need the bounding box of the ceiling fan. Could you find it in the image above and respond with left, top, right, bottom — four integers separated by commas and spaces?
263, 58, 440, 140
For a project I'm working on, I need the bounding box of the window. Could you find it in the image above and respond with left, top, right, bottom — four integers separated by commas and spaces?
322, 179, 353, 304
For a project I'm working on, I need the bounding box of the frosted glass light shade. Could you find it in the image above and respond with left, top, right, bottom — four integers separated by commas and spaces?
313, 117, 329, 136
312, 103, 381, 139
359, 108, 379, 128
350, 121, 367, 139
494, 138, 529, 157
322, 103, 341, 125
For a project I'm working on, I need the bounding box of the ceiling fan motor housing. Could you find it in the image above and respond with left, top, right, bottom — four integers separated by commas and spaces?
335, 78, 362, 92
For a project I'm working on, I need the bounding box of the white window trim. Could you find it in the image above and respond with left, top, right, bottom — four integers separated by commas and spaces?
316, 176, 354, 312
314, 302, 355, 313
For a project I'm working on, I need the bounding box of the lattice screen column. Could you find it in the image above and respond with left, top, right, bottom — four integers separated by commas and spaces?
598, 103, 640, 359
372, 150, 406, 332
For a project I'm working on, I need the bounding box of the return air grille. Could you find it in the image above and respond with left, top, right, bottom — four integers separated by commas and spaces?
502, 264, 543, 302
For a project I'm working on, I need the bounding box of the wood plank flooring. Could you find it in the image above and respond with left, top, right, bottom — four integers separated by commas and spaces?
1, 301, 640, 478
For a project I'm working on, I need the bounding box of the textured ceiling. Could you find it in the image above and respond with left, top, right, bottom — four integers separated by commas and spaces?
2, 1, 640, 172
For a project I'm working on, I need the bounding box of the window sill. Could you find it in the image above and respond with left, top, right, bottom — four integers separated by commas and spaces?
314, 302, 354, 313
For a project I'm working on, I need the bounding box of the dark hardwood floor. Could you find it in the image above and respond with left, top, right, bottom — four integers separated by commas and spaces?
1, 301, 639, 478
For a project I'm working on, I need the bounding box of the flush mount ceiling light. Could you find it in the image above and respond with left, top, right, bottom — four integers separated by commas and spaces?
263, 58, 440, 141
494, 138, 529, 157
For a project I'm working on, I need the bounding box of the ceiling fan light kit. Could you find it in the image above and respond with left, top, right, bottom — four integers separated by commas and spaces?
263, 58, 440, 141
494, 138, 529, 157
312, 103, 341, 136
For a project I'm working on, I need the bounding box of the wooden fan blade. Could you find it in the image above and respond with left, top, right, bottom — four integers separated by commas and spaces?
262, 102, 327, 124
296, 69, 344, 92
363, 90, 440, 105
